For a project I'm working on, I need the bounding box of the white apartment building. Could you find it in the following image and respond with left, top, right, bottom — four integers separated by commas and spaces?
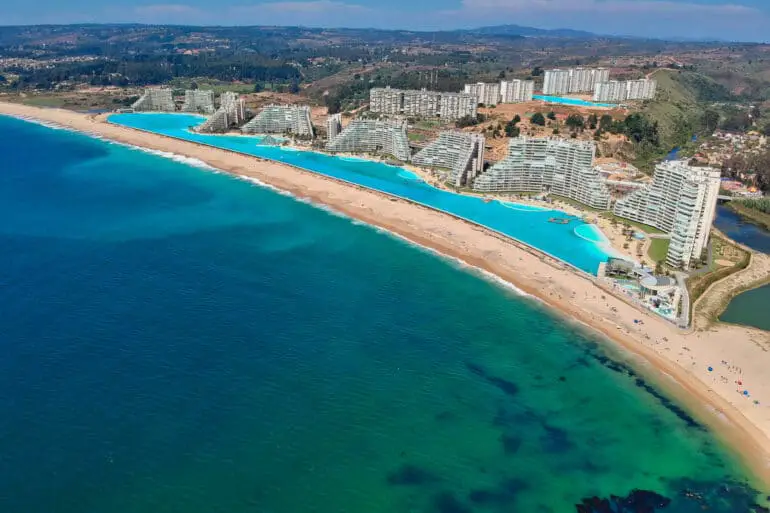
369, 87, 477, 120
625, 79, 657, 100
326, 113, 342, 142
613, 160, 720, 269
593, 81, 628, 103
181, 89, 215, 114
472, 137, 611, 210
500, 80, 534, 103
242, 104, 314, 138
131, 88, 176, 112
195, 91, 246, 133
543, 68, 610, 95
412, 131, 485, 187
326, 118, 411, 161
594, 79, 657, 102
464, 82, 501, 106
542, 70, 572, 95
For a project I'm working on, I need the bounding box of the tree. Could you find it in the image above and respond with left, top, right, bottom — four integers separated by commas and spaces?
498, 71, 506, 79
254, 82, 264, 93
599, 114, 613, 130
565, 114, 585, 130
553, 127, 560, 135
325, 95, 342, 114
190, 80, 198, 90
531, 112, 546, 126
513, 114, 521, 124
531, 66, 543, 77
701, 109, 720, 134
289, 80, 300, 94
762, 123, 770, 136
547, 111, 556, 120
587, 113, 598, 129
455, 115, 479, 128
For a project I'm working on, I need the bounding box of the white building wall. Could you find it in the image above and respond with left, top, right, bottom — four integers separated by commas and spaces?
613, 161, 720, 269
472, 137, 610, 210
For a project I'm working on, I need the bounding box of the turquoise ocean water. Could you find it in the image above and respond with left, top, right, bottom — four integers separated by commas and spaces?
0, 115, 765, 512
108, 113, 615, 275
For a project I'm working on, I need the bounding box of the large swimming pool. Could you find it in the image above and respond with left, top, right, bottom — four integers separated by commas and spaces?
108, 113, 615, 274
533, 95, 615, 108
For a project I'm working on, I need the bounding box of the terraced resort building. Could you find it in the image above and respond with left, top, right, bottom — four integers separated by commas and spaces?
412, 132, 486, 187
613, 160, 720, 269
326, 118, 410, 161
181, 89, 216, 114
242, 105, 314, 137
195, 91, 246, 133
131, 87, 176, 112
472, 137, 612, 210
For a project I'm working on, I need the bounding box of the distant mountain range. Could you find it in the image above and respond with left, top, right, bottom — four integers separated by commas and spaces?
464, 24, 599, 39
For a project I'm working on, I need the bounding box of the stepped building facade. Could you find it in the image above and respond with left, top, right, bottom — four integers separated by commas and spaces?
242, 105, 314, 137
131, 88, 175, 112
326, 119, 410, 161
472, 137, 611, 210
195, 92, 246, 133
412, 131, 485, 187
181, 89, 215, 114
369, 87, 476, 120
613, 161, 720, 269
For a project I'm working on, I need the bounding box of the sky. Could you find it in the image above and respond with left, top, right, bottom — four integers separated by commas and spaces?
2, 0, 769, 42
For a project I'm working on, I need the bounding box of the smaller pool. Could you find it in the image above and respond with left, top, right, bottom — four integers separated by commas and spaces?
533, 95, 615, 108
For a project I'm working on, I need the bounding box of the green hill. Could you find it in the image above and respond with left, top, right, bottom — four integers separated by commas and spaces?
632, 69, 736, 169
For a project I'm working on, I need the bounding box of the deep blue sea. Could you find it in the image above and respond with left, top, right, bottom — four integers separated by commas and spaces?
0, 115, 764, 513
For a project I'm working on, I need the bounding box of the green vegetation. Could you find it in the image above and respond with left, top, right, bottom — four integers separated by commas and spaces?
504, 115, 521, 137
531, 112, 546, 126
647, 238, 671, 263
407, 132, 426, 142
687, 236, 750, 316
565, 114, 584, 130
600, 212, 665, 234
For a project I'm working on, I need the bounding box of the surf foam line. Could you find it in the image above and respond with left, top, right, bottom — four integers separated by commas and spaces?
237, 175, 531, 298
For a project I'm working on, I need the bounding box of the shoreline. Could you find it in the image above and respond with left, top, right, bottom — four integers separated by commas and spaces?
3, 102, 770, 491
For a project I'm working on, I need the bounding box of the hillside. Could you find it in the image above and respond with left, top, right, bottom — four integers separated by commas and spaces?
630, 69, 736, 167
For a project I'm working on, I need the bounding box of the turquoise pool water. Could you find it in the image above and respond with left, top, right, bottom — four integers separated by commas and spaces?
533, 95, 615, 108
108, 113, 614, 274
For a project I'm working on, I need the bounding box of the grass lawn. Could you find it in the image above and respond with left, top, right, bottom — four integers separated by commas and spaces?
408, 132, 427, 142
600, 212, 666, 234
647, 238, 670, 263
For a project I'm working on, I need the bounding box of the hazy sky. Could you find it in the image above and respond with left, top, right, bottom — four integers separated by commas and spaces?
2, 0, 769, 42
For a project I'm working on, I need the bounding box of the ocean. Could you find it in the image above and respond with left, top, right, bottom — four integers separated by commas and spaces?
0, 115, 763, 513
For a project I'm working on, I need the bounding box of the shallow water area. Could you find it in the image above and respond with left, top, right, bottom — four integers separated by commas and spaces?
0, 114, 765, 513
108, 112, 614, 274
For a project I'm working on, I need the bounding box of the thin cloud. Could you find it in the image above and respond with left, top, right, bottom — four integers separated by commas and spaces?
454, 0, 758, 15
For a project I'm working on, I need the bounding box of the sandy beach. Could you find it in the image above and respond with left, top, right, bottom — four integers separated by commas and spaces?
3, 101, 770, 487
